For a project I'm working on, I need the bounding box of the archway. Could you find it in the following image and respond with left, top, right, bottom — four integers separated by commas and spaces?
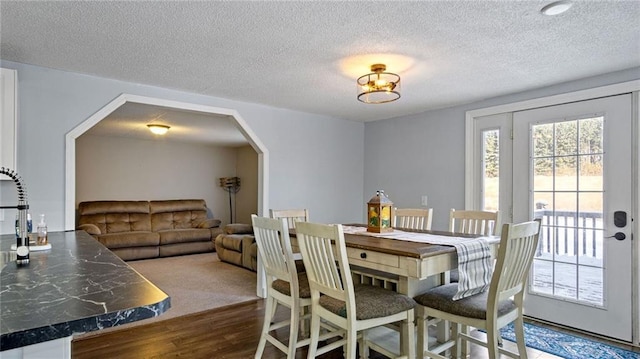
64, 94, 269, 230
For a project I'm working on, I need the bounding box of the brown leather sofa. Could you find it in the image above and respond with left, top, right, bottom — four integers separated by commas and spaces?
214, 223, 257, 271
77, 199, 223, 261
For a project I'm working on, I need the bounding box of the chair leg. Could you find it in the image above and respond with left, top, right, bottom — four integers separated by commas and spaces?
359, 329, 368, 359
416, 306, 427, 359
270, 298, 278, 321
459, 324, 471, 359
514, 316, 528, 359
287, 299, 300, 358
452, 323, 462, 359
300, 305, 309, 338
404, 311, 416, 359
486, 322, 500, 359
345, 329, 357, 359
255, 296, 275, 359
307, 311, 321, 358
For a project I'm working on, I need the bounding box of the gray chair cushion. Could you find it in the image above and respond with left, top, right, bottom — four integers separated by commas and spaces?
413, 283, 516, 320
272, 272, 311, 298
449, 269, 459, 283
319, 284, 416, 320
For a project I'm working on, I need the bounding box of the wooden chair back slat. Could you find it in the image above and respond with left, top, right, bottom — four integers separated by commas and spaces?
251, 215, 297, 288
393, 208, 433, 231
491, 220, 541, 303
270, 208, 310, 229
295, 222, 354, 309
449, 208, 500, 236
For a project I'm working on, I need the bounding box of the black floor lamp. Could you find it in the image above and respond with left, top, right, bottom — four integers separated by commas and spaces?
219, 177, 241, 223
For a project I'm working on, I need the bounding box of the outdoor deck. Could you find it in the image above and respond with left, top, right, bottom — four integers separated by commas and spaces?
530, 210, 604, 306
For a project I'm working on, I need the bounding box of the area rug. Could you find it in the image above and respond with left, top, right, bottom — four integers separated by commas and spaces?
500, 322, 640, 359
75, 252, 259, 338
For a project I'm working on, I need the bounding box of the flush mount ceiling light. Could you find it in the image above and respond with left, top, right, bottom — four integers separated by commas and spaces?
357, 64, 401, 104
147, 124, 170, 135
541, 1, 573, 15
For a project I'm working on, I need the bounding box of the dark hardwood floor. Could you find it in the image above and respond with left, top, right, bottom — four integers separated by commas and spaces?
72, 299, 351, 359
72, 298, 635, 359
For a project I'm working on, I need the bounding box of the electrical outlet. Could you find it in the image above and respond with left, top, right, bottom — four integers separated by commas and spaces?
421, 195, 428, 207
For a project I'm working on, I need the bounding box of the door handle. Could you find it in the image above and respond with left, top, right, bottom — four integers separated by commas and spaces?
606, 232, 626, 241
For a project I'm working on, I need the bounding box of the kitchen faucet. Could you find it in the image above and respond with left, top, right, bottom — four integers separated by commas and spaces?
1, 167, 30, 264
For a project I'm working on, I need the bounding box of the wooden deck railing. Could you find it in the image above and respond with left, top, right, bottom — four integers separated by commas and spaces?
534, 209, 603, 259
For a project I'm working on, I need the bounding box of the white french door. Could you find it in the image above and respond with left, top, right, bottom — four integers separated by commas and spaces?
512, 94, 633, 341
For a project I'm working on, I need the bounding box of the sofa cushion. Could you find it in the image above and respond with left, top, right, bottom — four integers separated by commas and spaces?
158, 228, 213, 245
96, 232, 159, 248
78, 201, 152, 234
150, 199, 209, 231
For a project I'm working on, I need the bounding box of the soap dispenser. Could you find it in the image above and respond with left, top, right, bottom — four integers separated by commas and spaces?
36, 214, 48, 246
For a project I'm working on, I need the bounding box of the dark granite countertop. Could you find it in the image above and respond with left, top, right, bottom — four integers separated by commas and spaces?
0, 230, 170, 351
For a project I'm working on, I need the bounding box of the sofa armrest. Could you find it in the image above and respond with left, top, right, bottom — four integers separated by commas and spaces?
78, 223, 101, 235
198, 218, 222, 229
224, 223, 254, 234
241, 235, 256, 270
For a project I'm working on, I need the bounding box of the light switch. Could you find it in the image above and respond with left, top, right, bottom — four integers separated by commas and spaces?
421, 195, 428, 207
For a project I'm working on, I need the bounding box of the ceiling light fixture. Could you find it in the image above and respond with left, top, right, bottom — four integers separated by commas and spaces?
147, 124, 170, 135
541, 1, 573, 15
357, 64, 401, 104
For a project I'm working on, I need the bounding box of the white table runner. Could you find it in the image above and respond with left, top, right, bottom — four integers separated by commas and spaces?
342, 225, 493, 300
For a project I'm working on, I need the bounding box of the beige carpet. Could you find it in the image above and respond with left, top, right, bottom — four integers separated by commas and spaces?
76, 252, 259, 338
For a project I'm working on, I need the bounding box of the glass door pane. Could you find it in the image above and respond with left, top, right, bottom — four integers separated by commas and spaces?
482, 129, 499, 211
530, 117, 604, 307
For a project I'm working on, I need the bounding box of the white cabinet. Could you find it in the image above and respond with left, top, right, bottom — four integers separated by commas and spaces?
1, 68, 17, 179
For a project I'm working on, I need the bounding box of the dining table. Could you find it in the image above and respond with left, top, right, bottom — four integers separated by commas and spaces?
292, 224, 499, 295
288, 223, 501, 358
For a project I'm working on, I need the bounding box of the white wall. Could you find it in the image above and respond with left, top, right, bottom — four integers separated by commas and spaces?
364, 67, 640, 231
76, 134, 239, 224
0, 61, 364, 234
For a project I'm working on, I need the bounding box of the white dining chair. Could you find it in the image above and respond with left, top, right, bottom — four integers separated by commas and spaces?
269, 208, 309, 229
448, 209, 500, 283
393, 208, 434, 231
251, 215, 312, 359
295, 221, 416, 359
414, 219, 541, 359
449, 208, 500, 236
270, 208, 310, 273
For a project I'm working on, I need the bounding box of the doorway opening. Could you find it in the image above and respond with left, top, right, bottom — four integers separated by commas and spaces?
64, 94, 269, 230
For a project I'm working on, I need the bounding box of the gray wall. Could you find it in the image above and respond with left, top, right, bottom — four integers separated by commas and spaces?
76, 134, 243, 225
364, 67, 640, 231
0, 60, 364, 234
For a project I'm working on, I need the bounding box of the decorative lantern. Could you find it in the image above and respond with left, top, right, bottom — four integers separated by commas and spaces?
367, 190, 394, 233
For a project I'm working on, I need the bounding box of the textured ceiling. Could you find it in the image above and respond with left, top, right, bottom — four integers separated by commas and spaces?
85, 103, 248, 147
1, 1, 639, 126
